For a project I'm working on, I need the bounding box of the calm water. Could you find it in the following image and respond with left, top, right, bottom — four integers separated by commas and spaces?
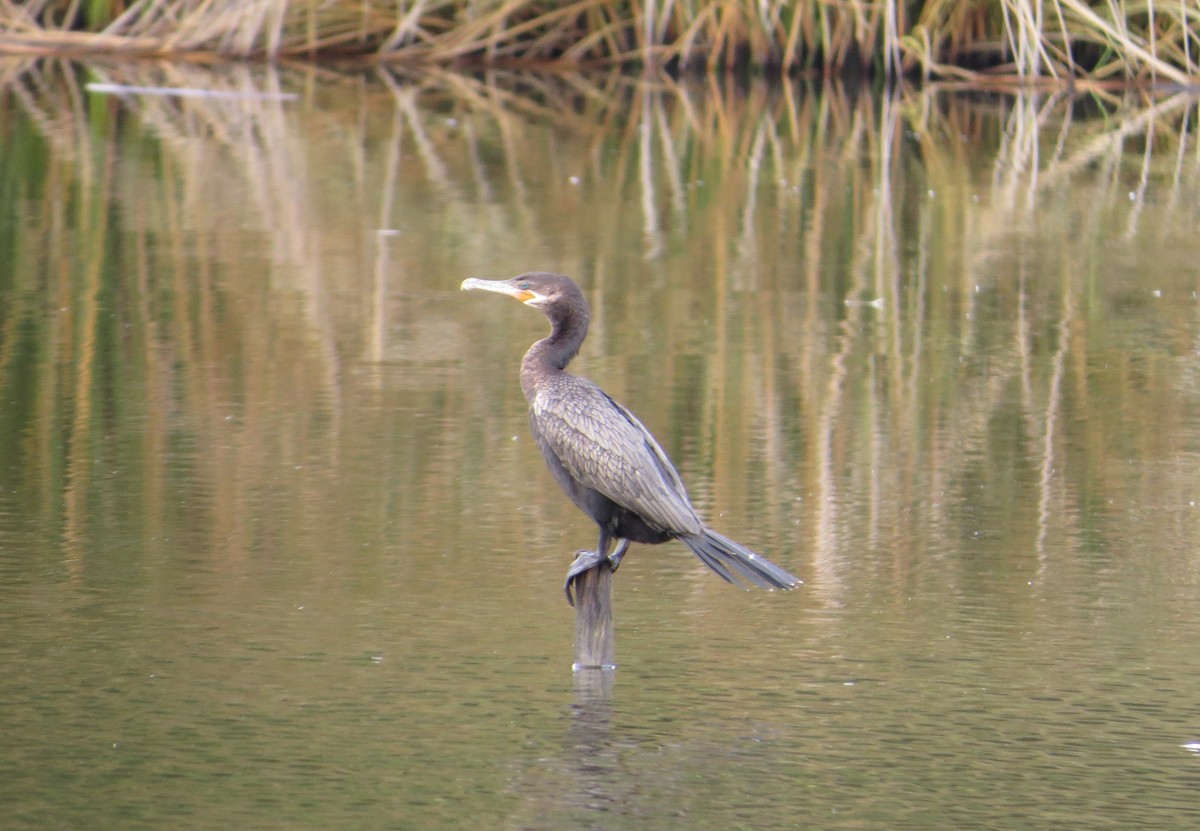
2, 62, 1199, 829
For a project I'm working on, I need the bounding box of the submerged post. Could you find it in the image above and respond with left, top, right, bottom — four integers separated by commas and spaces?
573, 561, 614, 670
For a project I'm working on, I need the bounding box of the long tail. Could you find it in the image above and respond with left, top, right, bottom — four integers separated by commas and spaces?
679, 529, 801, 591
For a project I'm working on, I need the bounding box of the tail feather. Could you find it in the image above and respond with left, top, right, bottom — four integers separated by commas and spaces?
680, 530, 801, 591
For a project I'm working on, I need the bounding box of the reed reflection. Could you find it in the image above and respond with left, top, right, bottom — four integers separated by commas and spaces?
0, 58, 1197, 602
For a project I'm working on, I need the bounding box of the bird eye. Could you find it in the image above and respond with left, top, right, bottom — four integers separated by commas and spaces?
517, 281, 531, 290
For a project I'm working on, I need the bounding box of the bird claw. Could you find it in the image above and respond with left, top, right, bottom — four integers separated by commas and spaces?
564, 549, 603, 607
608, 539, 629, 573
564, 540, 632, 606
564, 552, 595, 607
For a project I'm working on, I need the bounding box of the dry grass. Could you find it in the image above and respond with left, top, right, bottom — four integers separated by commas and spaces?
0, 1, 1196, 81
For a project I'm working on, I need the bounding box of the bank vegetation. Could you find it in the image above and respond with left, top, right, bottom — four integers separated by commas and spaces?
1, 1, 1198, 83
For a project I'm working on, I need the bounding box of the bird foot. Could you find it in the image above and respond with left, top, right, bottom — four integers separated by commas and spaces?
608, 538, 630, 573
564, 540, 631, 606
564, 549, 603, 607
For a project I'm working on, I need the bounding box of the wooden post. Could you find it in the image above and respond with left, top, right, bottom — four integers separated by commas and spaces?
573, 560, 615, 670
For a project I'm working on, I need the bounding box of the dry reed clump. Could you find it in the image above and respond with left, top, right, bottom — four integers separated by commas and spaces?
1, 1, 1198, 82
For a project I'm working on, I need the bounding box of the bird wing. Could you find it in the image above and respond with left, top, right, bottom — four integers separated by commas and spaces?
530, 378, 702, 534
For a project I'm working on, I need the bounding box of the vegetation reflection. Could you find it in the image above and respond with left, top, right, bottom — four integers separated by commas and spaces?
0, 60, 1197, 607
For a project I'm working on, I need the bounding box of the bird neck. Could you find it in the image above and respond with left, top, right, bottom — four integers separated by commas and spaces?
520, 307, 589, 399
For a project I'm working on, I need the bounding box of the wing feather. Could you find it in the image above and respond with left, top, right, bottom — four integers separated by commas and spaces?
531, 377, 701, 534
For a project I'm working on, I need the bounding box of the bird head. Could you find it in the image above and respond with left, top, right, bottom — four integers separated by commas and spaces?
460, 272, 587, 316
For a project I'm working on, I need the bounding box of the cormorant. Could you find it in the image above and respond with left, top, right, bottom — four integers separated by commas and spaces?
462, 272, 800, 605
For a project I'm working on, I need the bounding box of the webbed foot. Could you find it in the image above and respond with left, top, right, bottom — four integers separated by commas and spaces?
564, 549, 604, 607
607, 539, 630, 573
